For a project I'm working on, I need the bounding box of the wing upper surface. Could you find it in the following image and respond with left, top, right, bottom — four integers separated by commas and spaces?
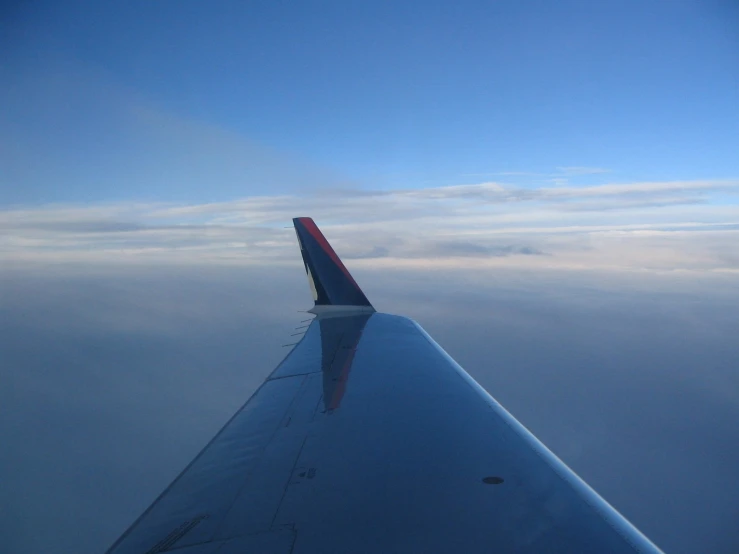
105, 219, 662, 553
106, 313, 661, 554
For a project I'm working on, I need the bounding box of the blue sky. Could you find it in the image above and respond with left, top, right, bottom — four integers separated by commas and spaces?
2, 0, 738, 203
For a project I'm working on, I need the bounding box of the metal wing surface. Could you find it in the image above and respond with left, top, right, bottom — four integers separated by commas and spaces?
106, 217, 662, 554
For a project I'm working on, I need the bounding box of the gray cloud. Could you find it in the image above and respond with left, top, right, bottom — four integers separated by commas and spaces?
0, 220, 147, 233
343, 245, 391, 259
430, 241, 545, 257
555, 196, 707, 212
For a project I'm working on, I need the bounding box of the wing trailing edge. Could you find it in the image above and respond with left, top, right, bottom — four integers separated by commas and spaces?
292, 217, 374, 311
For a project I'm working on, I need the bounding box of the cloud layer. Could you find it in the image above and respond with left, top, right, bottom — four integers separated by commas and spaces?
2, 177, 738, 273
2, 264, 739, 554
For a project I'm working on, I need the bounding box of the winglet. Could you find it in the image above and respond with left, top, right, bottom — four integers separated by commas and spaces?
293, 217, 373, 309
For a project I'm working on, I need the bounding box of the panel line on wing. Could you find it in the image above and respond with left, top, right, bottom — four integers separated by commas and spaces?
209, 374, 314, 542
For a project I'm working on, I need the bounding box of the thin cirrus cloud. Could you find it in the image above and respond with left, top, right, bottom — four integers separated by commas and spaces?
2, 177, 738, 272
0, 58, 354, 204
556, 166, 612, 176
464, 167, 611, 178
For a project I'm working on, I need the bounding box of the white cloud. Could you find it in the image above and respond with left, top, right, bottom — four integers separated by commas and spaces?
2, 178, 738, 273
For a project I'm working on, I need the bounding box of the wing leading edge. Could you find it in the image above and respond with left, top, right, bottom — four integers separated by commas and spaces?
105, 218, 663, 554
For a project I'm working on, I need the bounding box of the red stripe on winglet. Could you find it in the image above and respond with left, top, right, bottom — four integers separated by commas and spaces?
296, 217, 362, 291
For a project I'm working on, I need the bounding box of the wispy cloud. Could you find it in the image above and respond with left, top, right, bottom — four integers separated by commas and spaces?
2, 178, 738, 273
429, 241, 545, 258
465, 167, 611, 180
556, 166, 612, 176
0, 58, 353, 204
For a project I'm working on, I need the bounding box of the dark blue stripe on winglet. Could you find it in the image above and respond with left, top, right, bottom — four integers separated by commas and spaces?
293, 217, 373, 307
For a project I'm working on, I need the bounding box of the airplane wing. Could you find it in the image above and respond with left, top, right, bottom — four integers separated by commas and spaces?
106, 217, 663, 554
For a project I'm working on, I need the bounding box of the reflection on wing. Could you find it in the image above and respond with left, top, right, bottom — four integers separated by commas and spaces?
318, 314, 371, 412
